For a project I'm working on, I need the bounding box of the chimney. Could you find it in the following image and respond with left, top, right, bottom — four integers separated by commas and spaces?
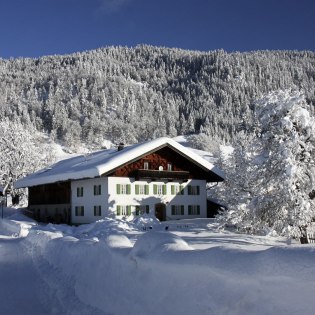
117, 143, 125, 151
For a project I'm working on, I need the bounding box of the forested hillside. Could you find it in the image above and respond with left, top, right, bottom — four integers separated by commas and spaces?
0, 45, 314, 148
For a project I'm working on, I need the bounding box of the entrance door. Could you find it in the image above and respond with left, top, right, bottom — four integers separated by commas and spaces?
155, 203, 166, 221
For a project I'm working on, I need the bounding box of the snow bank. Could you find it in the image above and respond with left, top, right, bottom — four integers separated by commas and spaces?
131, 213, 161, 228
2, 213, 315, 315
130, 231, 193, 259
0, 212, 36, 237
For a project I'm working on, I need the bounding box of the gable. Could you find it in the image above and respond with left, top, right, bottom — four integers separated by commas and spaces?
107, 146, 223, 182
15, 137, 224, 189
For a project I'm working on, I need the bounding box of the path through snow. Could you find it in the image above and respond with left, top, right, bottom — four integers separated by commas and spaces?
1, 211, 315, 315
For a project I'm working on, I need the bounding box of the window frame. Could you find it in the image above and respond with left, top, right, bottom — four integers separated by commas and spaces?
75, 206, 85, 216
116, 184, 131, 195
187, 185, 200, 195
116, 205, 132, 216
188, 205, 200, 215
171, 205, 184, 215
94, 184, 101, 196
154, 184, 167, 195
77, 187, 84, 197
93, 205, 102, 216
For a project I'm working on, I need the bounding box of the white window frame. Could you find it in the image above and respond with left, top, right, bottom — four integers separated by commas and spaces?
94, 205, 101, 216
188, 185, 200, 195
157, 184, 163, 195
171, 205, 184, 215
75, 206, 84, 216
188, 205, 200, 215
136, 205, 150, 215
94, 185, 101, 196
121, 185, 127, 195
139, 185, 145, 195
77, 187, 84, 197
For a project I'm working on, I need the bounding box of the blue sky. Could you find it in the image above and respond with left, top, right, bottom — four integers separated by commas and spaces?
0, 0, 314, 58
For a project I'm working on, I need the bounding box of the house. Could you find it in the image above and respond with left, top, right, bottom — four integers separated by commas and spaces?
14, 137, 224, 225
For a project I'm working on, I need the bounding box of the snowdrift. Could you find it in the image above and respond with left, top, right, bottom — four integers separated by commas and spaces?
1, 213, 315, 315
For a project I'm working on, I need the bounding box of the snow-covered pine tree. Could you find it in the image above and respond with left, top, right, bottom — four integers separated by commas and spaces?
215, 90, 315, 237
0, 118, 55, 200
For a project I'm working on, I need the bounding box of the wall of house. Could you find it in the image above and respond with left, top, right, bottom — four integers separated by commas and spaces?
29, 203, 71, 223
71, 176, 207, 224
71, 177, 109, 225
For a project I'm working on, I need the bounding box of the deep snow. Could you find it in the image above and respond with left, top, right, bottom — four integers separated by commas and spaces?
1, 208, 315, 315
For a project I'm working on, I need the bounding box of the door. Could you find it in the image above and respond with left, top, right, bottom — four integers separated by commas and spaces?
155, 203, 166, 221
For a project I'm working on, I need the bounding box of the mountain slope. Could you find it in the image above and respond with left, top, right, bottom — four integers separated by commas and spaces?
1, 46, 314, 147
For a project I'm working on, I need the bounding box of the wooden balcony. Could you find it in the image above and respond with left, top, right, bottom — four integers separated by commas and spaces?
133, 169, 190, 181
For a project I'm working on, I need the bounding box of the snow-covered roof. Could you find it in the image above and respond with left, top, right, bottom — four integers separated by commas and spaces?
14, 137, 224, 189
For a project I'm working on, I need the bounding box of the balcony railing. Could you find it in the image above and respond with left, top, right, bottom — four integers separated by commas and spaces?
133, 169, 190, 181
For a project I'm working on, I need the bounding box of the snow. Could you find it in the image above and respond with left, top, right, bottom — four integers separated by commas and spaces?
1, 208, 315, 315
15, 137, 224, 189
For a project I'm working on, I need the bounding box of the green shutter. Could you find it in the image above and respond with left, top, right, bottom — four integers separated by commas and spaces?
127, 184, 131, 195
135, 206, 140, 216
188, 186, 191, 195
146, 205, 150, 214
197, 205, 200, 215
116, 184, 121, 195
116, 205, 121, 216
163, 185, 167, 195
135, 185, 139, 195
171, 205, 175, 215
181, 205, 184, 215
197, 186, 200, 195
171, 185, 175, 195
145, 185, 149, 195
127, 205, 131, 216
153, 184, 157, 194
180, 185, 184, 195
188, 205, 192, 215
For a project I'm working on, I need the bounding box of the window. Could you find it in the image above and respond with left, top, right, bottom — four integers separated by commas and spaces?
143, 161, 149, 170
75, 206, 84, 216
188, 185, 200, 195
116, 205, 132, 216
116, 184, 131, 195
94, 185, 101, 195
77, 187, 84, 197
171, 205, 184, 215
171, 185, 185, 195
135, 205, 150, 215
153, 184, 167, 195
94, 205, 101, 216
188, 205, 200, 215
135, 184, 149, 195
167, 163, 172, 171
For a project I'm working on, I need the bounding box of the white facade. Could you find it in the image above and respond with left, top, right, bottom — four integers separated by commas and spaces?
71, 176, 207, 224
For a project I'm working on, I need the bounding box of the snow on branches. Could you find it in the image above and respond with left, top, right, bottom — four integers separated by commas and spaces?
0, 118, 55, 199
215, 90, 315, 237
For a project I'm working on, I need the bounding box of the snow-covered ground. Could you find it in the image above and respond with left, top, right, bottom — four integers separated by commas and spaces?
1, 208, 315, 315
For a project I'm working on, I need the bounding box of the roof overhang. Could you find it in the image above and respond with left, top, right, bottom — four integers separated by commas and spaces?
14, 137, 224, 189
